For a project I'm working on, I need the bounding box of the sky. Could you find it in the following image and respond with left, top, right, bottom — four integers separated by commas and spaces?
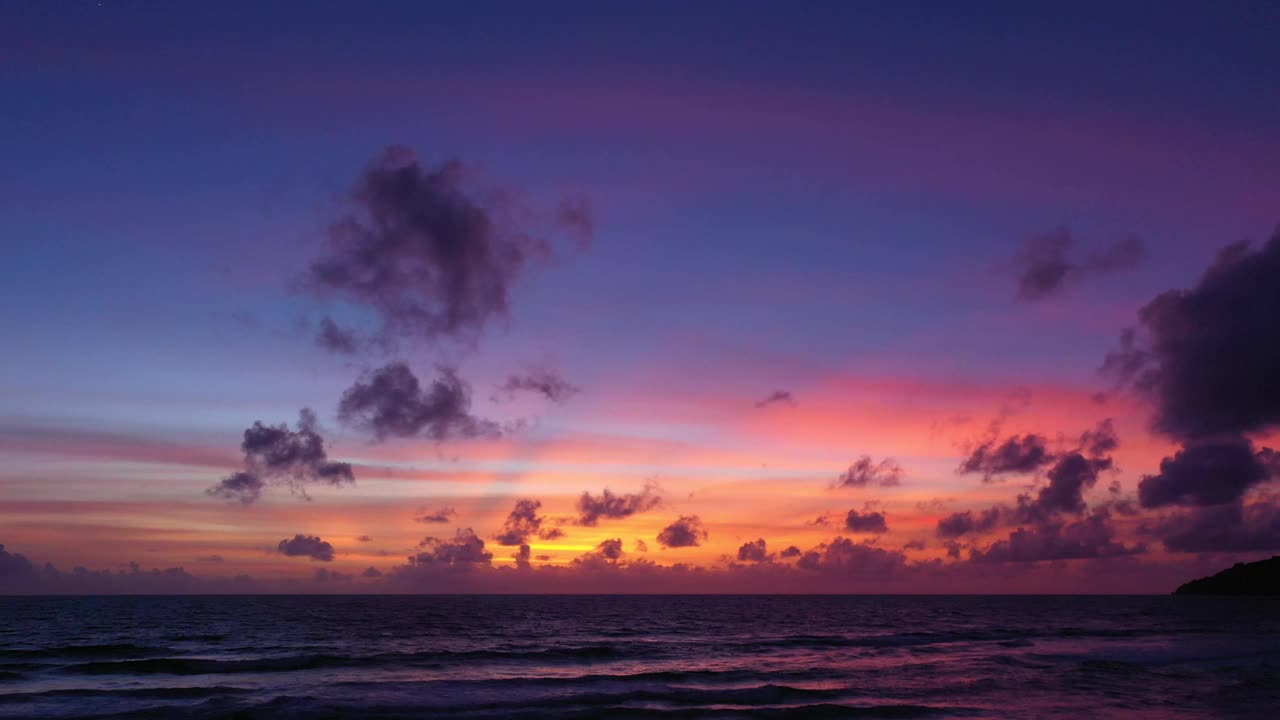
2, 1, 1279, 593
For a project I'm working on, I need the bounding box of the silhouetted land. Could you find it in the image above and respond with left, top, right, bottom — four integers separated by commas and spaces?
1174, 556, 1280, 595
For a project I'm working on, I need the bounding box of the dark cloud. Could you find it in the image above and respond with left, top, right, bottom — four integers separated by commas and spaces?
316, 316, 359, 354
207, 409, 355, 505
656, 515, 708, 548
903, 539, 927, 551
736, 538, 771, 563
1079, 419, 1120, 458
307, 146, 591, 347
356, 535, 373, 542
414, 506, 458, 524
779, 545, 802, 558
806, 514, 831, 526
969, 511, 1144, 563
1103, 230, 1280, 441
1138, 435, 1276, 508
936, 507, 1002, 538
494, 369, 580, 403
754, 390, 795, 408
1148, 501, 1280, 553
495, 499, 561, 546
1020, 452, 1110, 521
411, 528, 493, 567
513, 544, 532, 570
0, 543, 35, 580
277, 534, 335, 562
575, 484, 662, 526
957, 433, 1053, 480
844, 510, 889, 534
572, 539, 626, 570
362, 566, 383, 578
634, 539, 649, 553
338, 362, 501, 441
1014, 229, 1145, 301
834, 456, 903, 488
313, 567, 352, 583
207, 471, 266, 505
796, 537, 909, 576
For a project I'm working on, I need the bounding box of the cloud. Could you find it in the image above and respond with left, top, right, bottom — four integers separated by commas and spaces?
1020, 452, 1110, 521
634, 539, 649, 553
903, 539, 927, 551
1014, 229, 1144, 301
1147, 501, 1280, 552
833, 456, 903, 489
957, 433, 1053, 480
277, 534, 335, 562
796, 537, 909, 576
574, 538, 625, 567
936, 507, 1002, 538
969, 511, 1144, 563
316, 316, 359, 354
414, 506, 458, 524
494, 499, 561, 546
736, 538, 771, 563
493, 369, 580, 403
656, 515, 708, 548
513, 544, 532, 570
207, 409, 354, 504
409, 528, 493, 567
779, 545, 802, 558
337, 363, 501, 441
575, 484, 662, 526
356, 535, 373, 542
844, 510, 888, 534
1137, 435, 1276, 508
307, 146, 591, 348
312, 567, 352, 583
361, 566, 382, 578
195, 555, 224, 563
754, 391, 795, 408
1103, 229, 1280, 441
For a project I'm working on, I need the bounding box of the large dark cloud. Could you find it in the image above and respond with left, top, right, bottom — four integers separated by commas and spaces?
575, 484, 662, 526
833, 456, 903, 488
410, 528, 493, 567
1147, 501, 1280, 553
736, 538, 771, 563
656, 515, 708, 548
1138, 436, 1276, 508
338, 362, 501, 441
207, 409, 355, 504
493, 369, 580, 403
307, 147, 591, 348
494, 499, 562, 546
796, 537, 909, 577
1103, 230, 1280, 440
844, 510, 888, 534
277, 534, 335, 562
957, 433, 1053, 480
1014, 229, 1145, 301
969, 511, 1144, 563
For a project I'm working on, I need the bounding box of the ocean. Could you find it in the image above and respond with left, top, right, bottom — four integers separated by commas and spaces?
1, 595, 1276, 719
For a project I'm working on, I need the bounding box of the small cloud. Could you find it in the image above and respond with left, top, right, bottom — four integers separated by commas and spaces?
754, 390, 795, 408
277, 534, 335, 562
656, 515, 708, 548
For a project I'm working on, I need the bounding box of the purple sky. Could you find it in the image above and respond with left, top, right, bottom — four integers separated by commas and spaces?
2, 1, 1279, 593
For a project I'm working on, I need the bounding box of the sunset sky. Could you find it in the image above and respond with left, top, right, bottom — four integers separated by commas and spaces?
3, 1, 1279, 593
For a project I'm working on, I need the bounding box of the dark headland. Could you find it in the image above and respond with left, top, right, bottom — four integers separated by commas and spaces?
1174, 556, 1280, 595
